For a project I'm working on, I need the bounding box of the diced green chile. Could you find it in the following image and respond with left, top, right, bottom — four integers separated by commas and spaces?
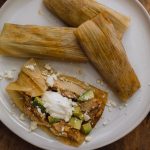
48, 116, 61, 124
73, 106, 84, 120
69, 117, 82, 130
81, 122, 92, 134
32, 97, 46, 113
78, 90, 94, 101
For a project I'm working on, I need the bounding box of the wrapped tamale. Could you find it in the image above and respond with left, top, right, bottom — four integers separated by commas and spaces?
6, 58, 107, 146
44, 0, 130, 39
0, 23, 87, 62
74, 14, 140, 100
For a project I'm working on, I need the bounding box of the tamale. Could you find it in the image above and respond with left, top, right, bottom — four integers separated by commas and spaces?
0, 23, 87, 62
6, 58, 107, 146
74, 14, 140, 101
43, 0, 130, 39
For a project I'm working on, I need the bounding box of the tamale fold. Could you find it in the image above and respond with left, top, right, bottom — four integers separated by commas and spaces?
44, 0, 130, 39
7, 59, 48, 97
0, 23, 87, 62
74, 15, 140, 100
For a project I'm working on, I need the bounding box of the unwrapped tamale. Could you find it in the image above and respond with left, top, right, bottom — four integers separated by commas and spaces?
6, 58, 107, 146
74, 14, 140, 100
44, 0, 130, 39
0, 23, 87, 62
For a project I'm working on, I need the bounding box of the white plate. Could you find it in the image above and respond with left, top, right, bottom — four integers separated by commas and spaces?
0, 0, 150, 150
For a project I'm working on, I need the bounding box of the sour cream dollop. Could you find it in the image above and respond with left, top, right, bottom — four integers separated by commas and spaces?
42, 91, 74, 122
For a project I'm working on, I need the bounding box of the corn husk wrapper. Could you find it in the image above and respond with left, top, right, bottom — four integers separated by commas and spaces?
0, 23, 87, 62
7, 59, 48, 97
44, 0, 130, 39
74, 15, 140, 100
6, 58, 107, 146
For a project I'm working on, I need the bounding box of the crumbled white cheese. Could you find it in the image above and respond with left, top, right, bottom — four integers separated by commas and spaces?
44, 64, 52, 70
19, 113, 25, 121
46, 76, 55, 87
4, 71, 14, 80
106, 101, 111, 107
71, 102, 78, 106
36, 107, 45, 118
124, 103, 128, 107
29, 121, 37, 131
85, 136, 92, 142
52, 74, 57, 80
61, 127, 65, 132
0, 69, 17, 81
102, 121, 108, 126
97, 79, 104, 86
106, 100, 117, 108
118, 103, 128, 110
25, 65, 35, 71
84, 113, 91, 121
108, 107, 112, 112
42, 91, 74, 122
46, 74, 57, 87
37, 107, 42, 114
110, 101, 117, 108
119, 106, 123, 110
96, 79, 101, 84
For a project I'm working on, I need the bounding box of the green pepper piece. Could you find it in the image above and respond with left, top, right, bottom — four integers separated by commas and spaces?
78, 113, 84, 120
48, 116, 61, 124
81, 122, 92, 134
73, 106, 84, 120
69, 117, 82, 130
32, 97, 46, 113
78, 90, 94, 101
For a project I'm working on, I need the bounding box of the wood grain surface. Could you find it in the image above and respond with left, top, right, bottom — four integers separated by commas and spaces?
0, 0, 150, 150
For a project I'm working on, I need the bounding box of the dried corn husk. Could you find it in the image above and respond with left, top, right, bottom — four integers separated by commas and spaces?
44, 0, 130, 39
7, 72, 44, 97
74, 14, 140, 100
0, 23, 87, 62
7, 59, 48, 97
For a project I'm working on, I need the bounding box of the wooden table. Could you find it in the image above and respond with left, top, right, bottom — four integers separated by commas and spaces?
0, 0, 150, 150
